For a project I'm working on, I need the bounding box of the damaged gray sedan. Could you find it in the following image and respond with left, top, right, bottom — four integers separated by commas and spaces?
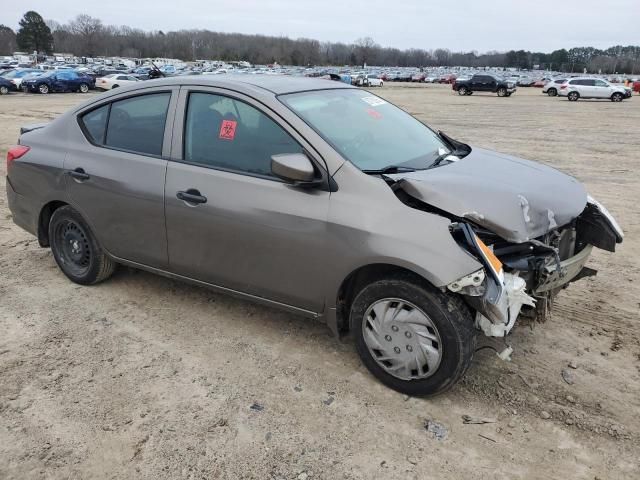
6, 76, 623, 396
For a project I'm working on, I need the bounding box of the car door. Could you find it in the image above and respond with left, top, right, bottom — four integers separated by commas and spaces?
51, 72, 69, 92
486, 76, 497, 92
593, 79, 611, 98
578, 79, 596, 98
165, 88, 330, 312
64, 86, 179, 269
474, 75, 489, 91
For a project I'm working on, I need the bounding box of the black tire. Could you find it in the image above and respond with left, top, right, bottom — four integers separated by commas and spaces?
38, 83, 49, 94
497, 87, 507, 97
547, 88, 557, 96
567, 91, 579, 101
49, 206, 116, 285
0, 85, 8, 95
351, 274, 476, 396
457, 86, 468, 95
611, 92, 623, 102
78, 83, 89, 93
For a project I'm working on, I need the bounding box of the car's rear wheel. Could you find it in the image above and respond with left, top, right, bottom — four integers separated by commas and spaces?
457, 86, 468, 95
38, 83, 49, 94
0, 85, 8, 95
79, 83, 89, 93
351, 274, 476, 396
547, 88, 557, 96
497, 87, 507, 97
611, 92, 623, 102
568, 91, 579, 101
49, 206, 116, 285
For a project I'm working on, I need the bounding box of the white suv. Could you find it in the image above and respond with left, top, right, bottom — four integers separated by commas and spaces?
558, 77, 630, 102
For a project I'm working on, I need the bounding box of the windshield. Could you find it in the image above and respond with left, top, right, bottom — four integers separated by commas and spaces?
280, 89, 449, 171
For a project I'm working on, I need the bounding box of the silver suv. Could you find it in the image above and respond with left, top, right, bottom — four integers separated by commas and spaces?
559, 77, 630, 102
542, 78, 566, 96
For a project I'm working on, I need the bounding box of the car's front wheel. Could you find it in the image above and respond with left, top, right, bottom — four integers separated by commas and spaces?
78, 83, 89, 93
611, 92, 624, 102
497, 87, 507, 97
49, 206, 116, 285
351, 274, 476, 396
547, 88, 557, 96
568, 91, 579, 101
38, 83, 49, 94
457, 86, 468, 95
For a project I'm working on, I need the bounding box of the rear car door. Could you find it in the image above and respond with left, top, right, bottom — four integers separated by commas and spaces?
165, 88, 330, 312
474, 75, 489, 91
64, 86, 179, 269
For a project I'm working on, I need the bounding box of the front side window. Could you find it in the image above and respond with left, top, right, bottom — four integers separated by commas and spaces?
280, 89, 449, 172
183, 92, 302, 177
105, 93, 170, 156
594, 80, 608, 87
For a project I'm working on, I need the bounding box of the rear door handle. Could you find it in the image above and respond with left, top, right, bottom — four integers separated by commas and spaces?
177, 189, 207, 205
67, 168, 90, 181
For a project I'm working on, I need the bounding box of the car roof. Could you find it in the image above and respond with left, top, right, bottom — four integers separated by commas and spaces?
140, 74, 355, 95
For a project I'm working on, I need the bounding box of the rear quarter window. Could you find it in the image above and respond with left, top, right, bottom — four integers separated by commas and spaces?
80, 104, 109, 144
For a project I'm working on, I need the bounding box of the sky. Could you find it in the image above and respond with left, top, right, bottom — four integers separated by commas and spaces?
4, 0, 639, 52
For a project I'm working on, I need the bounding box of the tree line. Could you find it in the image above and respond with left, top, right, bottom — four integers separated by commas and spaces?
1, 11, 639, 74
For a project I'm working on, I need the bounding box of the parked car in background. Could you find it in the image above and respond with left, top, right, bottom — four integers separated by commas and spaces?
0, 76, 17, 95
1, 68, 42, 89
6, 75, 623, 396
517, 77, 535, 87
632, 81, 640, 94
453, 74, 516, 97
22, 70, 95, 94
411, 73, 426, 82
559, 78, 630, 102
96, 73, 140, 90
542, 78, 567, 96
364, 74, 383, 87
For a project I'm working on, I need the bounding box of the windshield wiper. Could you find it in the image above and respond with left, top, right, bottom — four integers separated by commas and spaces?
362, 165, 417, 175
430, 151, 462, 168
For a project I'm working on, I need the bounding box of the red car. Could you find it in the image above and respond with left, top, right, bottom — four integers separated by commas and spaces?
633, 81, 640, 94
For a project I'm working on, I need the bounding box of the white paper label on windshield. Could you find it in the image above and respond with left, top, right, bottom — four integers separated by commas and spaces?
361, 96, 386, 107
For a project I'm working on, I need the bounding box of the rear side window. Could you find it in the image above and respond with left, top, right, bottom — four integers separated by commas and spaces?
106, 93, 170, 156
183, 92, 302, 177
79, 92, 171, 156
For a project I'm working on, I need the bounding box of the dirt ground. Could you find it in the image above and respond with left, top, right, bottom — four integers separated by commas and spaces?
1, 84, 639, 480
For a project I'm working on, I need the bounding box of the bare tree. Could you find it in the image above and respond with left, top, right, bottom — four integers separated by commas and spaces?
68, 14, 103, 56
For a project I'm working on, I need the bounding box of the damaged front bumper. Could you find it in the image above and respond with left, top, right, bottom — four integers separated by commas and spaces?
447, 197, 622, 338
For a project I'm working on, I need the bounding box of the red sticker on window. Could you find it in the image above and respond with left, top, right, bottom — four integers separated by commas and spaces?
219, 120, 237, 140
367, 108, 383, 120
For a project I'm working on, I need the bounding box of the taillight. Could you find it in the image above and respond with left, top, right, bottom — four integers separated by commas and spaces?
560, 84, 567, 89
7, 145, 30, 169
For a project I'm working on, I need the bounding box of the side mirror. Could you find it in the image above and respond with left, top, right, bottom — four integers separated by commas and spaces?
271, 153, 318, 186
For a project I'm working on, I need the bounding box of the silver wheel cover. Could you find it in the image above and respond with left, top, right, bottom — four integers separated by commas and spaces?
362, 298, 443, 380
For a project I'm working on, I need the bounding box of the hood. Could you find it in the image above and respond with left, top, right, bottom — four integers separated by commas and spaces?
389, 147, 587, 243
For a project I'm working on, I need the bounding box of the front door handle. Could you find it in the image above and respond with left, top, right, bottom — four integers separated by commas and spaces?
177, 189, 207, 205
68, 168, 90, 181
